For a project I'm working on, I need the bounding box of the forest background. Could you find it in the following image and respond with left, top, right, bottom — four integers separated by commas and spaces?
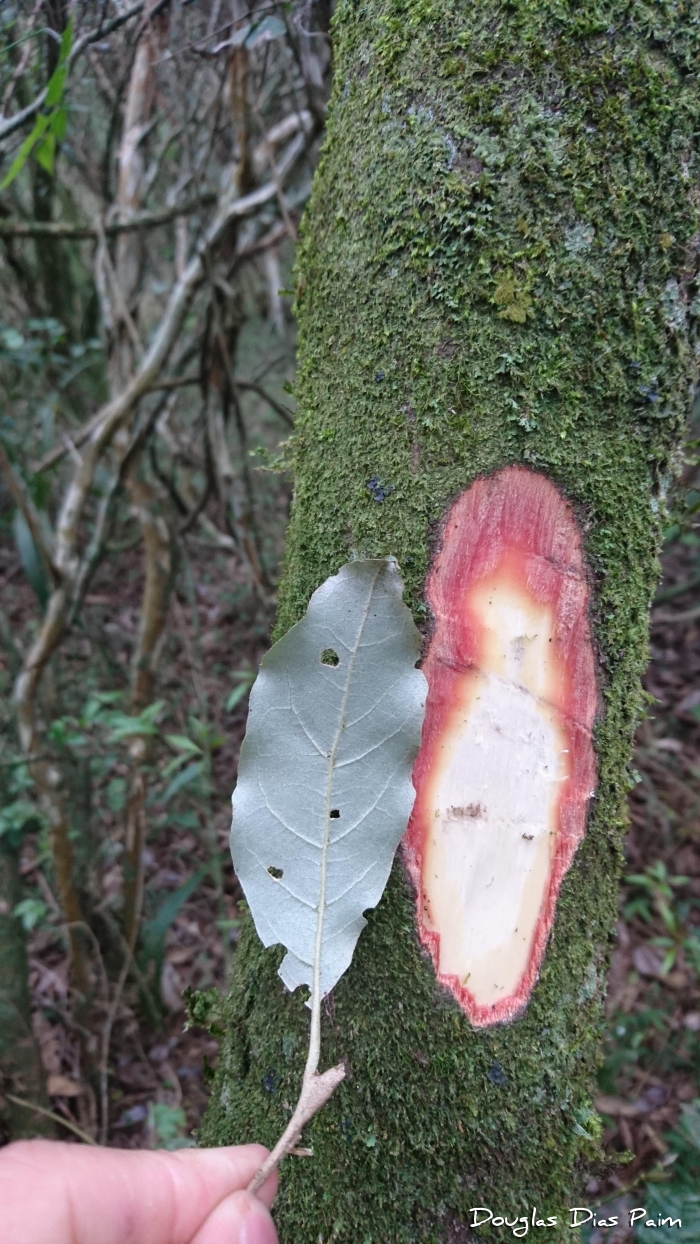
0, 2, 698, 1240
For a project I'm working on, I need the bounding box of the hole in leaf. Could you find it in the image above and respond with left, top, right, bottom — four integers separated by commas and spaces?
267, 866, 283, 879
329, 809, 340, 819
320, 648, 340, 667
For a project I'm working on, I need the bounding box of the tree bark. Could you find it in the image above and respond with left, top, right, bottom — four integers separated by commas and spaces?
0, 833, 50, 1139
200, 2, 700, 1239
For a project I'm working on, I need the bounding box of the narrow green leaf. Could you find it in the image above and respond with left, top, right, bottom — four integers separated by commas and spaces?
140, 864, 209, 971
0, 114, 48, 190
35, 132, 56, 174
12, 509, 48, 608
51, 105, 68, 140
13, 898, 47, 932
162, 761, 203, 805
225, 682, 250, 711
58, 17, 74, 63
165, 734, 203, 756
45, 63, 67, 107
107, 700, 164, 740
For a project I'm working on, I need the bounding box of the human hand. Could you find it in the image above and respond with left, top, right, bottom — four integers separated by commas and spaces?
0, 1138, 278, 1244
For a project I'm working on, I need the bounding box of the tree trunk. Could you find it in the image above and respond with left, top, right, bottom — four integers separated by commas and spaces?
200, 2, 700, 1239
0, 833, 50, 1140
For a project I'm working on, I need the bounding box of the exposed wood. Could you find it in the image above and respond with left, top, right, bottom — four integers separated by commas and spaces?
404, 467, 597, 1025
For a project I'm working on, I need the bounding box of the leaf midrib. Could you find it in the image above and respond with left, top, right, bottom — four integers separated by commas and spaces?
308, 565, 381, 1035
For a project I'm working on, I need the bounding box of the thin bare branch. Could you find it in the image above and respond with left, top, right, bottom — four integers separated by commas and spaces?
5, 1095, 98, 1146
237, 380, 294, 427
0, 191, 217, 239
0, 1, 173, 143
33, 137, 306, 478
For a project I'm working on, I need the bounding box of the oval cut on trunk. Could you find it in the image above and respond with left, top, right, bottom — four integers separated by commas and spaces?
404, 467, 597, 1026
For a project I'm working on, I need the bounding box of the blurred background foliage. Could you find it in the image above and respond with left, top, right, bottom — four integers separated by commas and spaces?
0, 0, 328, 1152
0, 3, 697, 1239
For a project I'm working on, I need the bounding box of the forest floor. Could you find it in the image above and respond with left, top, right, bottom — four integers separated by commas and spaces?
2, 510, 700, 1231
585, 532, 700, 1240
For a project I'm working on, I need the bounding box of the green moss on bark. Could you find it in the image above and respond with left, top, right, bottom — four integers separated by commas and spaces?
200, 1, 700, 1238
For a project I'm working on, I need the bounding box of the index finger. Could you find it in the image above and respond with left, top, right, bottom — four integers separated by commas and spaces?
0, 1139, 277, 1244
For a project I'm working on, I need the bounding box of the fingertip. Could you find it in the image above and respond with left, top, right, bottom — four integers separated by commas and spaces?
216, 1145, 277, 1207
190, 1190, 278, 1244
239, 1194, 278, 1244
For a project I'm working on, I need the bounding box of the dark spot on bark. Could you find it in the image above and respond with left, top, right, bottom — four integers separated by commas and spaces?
330, 808, 340, 818
443, 1220, 476, 1244
454, 152, 484, 184
448, 804, 485, 819
487, 1062, 508, 1086
366, 476, 394, 502
436, 340, 457, 358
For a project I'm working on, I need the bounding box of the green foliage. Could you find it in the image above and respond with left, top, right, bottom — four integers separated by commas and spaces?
0, 18, 73, 188
139, 864, 209, 985
105, 702, 165, 742
0, 799, 44, 849
161, 719, 224, 803
224, 667, 256, 712
183, 985, 224, 1037
12, 897, 47, 932
625, 863, 700, 978
0, 764, 45, 850
636, 1102, 700, 1241
12, 510, 48, 609
147, 1102, 195, 1150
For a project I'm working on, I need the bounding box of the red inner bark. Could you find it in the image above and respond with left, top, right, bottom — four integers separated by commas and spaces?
403, 466, 598, 1026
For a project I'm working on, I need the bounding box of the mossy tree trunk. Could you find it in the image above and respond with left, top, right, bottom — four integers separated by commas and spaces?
200, 2, 700, 1239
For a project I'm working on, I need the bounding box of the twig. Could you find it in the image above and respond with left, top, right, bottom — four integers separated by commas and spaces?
99, 933, 135, 1145
5, 1094, 98, 1145
99, 909, 162, 1028
237, 380, 294, 428
0, 0, 172, 143
148, 373, 200, 391
32, 136, 306, 475
253, 102, 298, 244
653, 604, 700, 624
247, 1062, 345, 1195
207, 295, 267, 589
0, 193, 217, 239
247, 971, 345, 1196
0, 0, 43, 117
654, 572, 700, 604
249, 682, 348, 1194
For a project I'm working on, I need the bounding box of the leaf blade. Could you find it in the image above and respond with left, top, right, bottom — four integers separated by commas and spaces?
230, 559, 426, 1000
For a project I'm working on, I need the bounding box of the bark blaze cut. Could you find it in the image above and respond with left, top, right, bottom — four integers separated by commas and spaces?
404, 467, 597, 1025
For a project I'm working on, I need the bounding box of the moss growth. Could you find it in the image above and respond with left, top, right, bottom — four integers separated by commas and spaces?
200, 1, 700, 1238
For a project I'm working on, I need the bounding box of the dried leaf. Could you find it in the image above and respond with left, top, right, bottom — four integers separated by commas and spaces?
47, 1074, 82, 1097
231, 558, 426, 1000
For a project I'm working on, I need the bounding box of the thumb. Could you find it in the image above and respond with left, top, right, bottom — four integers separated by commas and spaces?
190, 1189, 278, 1244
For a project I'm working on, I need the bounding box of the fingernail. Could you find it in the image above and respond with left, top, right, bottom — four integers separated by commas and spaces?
240, 1197, 278, 1244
